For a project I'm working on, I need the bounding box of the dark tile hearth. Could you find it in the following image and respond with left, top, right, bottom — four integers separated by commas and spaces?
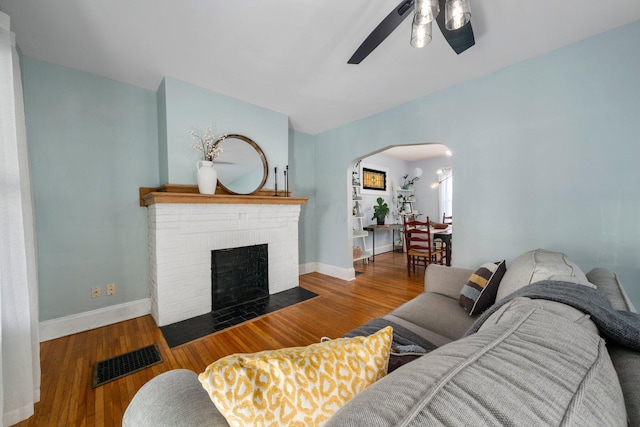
160, 287, 318, 348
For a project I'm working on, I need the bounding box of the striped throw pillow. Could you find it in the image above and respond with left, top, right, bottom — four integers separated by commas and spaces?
459, 260, 507, 315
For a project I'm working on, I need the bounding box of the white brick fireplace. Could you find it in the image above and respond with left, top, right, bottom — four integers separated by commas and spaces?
147, 201, 302, 326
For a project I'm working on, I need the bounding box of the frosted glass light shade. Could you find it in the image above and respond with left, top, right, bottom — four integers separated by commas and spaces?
414, 0, 439, 24
445, 0, 471, 31
410, 20, 432, 48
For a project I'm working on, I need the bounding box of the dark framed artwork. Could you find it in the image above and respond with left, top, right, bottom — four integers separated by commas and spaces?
360, 163, 389, 195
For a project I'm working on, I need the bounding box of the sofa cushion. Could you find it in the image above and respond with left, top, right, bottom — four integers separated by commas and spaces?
496, 249, 592, 302
389, 292, 477, 342
326, 300, 626, 427
198, 326, 392, 427
475, 297, 599, 336
459, 260, 506, 315
381, 314, 454, 348
424, 264, 476, 299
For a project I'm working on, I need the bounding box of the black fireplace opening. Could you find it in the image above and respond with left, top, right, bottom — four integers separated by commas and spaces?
211, 243, 269, 311
159, 243, 319, 348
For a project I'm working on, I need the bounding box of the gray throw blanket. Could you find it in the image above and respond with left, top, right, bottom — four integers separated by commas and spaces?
344, 317, 437, 352
464, 280, 640, 351
344, 318, 438, 372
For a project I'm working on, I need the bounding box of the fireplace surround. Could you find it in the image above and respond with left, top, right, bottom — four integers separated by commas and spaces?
143, 186, 307, 327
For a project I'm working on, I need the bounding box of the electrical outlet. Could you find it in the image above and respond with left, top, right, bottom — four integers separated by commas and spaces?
91, 287, 101, 299
106, 283, 116, 296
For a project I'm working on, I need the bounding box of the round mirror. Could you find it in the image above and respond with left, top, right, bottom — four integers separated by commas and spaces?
213, 134, 269, 195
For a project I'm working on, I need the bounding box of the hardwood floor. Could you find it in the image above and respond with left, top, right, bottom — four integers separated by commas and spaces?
17, 251, 423, 426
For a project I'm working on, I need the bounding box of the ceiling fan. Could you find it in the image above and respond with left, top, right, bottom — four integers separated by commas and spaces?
348, 0, 474, 64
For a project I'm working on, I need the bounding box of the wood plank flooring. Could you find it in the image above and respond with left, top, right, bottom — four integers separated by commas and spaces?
16, 251, 424, 426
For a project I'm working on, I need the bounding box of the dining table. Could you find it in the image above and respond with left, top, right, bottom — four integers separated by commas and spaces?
431, 226, 452, 266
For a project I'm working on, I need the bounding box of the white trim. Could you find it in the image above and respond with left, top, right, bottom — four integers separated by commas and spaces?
302, 261, 376, 281
39, 299, 151, 342
316, 263, 355, 281
372, 244, 394, 254
300, 262, 356, 281
299, 262, 318, 275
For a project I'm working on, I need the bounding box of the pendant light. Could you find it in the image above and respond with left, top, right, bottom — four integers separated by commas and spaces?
445, 0, 471, 31
410, 20, 432, 48
414, 0, 439, 24
411, 0, 438, 48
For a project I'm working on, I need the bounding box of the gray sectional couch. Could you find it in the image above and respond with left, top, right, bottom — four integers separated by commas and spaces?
124, 249, 640, 426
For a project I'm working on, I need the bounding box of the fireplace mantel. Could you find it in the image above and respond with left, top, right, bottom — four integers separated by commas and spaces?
140, 184, 308, 206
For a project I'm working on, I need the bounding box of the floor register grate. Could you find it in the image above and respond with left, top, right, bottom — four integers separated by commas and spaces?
92, 344, 162, 388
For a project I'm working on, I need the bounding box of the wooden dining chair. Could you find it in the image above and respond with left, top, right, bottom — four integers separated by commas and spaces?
403, 216, 445, 275
442, 213, 453, 225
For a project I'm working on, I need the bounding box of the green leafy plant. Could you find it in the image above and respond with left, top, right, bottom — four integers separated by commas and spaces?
402, 173, 420, 189
371, 197, 390, 224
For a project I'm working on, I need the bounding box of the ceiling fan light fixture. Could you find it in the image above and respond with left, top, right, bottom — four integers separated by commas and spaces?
445, 0, 471, 31
410, 20, 432, 48
414, 0, 439, 24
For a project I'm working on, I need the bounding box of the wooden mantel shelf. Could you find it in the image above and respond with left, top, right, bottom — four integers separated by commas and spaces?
140, 184, 308, 206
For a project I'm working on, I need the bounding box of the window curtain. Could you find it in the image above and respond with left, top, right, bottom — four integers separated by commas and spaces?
438, 167, 453, 221
0, 12, 41, 426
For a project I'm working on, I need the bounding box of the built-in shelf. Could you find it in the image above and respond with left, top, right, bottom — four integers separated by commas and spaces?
353, 251, 372, 262
351, 181, 369, 263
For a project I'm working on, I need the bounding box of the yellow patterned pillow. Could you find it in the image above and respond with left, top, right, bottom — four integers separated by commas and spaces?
198, 326, 392, 427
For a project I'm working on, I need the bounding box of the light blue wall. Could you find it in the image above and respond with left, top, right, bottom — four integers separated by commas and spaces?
21, 67, 290, 322
160, 77, 288, 186
157, 79, 168, 184
289, 129, 316, 264
21, 58, 159, 320
312, 20, 640, 307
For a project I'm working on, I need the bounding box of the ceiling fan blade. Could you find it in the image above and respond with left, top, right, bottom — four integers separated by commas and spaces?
435, 0, 475, 54
348, 0, 415, 64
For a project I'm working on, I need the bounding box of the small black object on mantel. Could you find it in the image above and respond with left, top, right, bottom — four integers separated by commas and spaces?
284, 165, 289, 197
274, 166, 278, 196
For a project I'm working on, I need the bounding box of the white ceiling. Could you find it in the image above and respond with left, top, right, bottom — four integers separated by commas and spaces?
2, 1, 640, 135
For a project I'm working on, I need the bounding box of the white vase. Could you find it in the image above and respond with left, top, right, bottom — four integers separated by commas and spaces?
197, 160, 217, 194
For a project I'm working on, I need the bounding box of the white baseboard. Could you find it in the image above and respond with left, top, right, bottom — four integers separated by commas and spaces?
39, 298, 151, 342
372, 244, 394, 255
299, 262, 318, 275
315, 263, 355, 281
300, 261, 355, 281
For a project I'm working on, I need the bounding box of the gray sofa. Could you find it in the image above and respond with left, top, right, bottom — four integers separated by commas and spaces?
123, 249, 639, 426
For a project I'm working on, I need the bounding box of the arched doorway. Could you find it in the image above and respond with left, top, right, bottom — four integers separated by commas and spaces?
349, 143, 453, 270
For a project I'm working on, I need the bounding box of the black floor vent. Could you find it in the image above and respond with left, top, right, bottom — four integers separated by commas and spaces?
92, 344, 162, 388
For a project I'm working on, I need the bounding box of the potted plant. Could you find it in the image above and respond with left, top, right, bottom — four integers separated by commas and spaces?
401, 173, 420, 190
189, 127, 225, 195
371, 197, 390, 225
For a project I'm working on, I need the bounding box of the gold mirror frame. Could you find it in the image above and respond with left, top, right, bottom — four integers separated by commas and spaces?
213, 134, 269, 195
